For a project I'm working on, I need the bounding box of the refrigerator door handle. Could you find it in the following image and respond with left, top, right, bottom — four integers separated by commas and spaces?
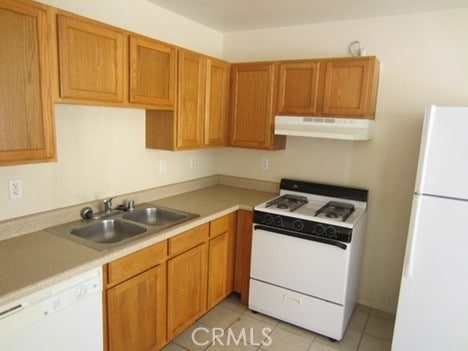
404, 195, 423, 278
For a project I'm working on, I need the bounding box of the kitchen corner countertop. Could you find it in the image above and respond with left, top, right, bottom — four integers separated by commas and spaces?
0, 185, 275, 307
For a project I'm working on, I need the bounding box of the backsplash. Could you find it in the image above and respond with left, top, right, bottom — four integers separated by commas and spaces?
0, 175, 278, 241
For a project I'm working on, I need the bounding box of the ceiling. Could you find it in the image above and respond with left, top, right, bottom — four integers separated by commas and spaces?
146, 0, 468, 33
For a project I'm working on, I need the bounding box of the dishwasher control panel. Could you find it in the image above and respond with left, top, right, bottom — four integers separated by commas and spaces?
43, 278, 100, 316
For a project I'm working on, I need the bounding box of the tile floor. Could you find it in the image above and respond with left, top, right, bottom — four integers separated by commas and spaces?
163, 294, 395, 351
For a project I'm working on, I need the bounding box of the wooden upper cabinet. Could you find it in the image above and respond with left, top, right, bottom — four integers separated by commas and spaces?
276, 57, 379, 119
176, 50, 206, 149
57, 14, 126, 103
0, 0, 55, 166
229, 62, 285, 150
146, 54, 229, 150
204, 58, 229, 147
322, 57, 379, 117
277, 61, 320, 114
129, 35, 176, 108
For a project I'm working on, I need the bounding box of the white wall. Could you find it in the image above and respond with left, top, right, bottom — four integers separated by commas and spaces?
220, 8, 468, 312
0, 0, 222, 221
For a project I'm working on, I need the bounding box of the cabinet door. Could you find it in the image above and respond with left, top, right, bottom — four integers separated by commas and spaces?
107, 264, 166, 351
57, 14, 125, 103
229, 63, 284, 150
204, 58, 229, 147
167, 243, 208, 339
277, 61, 320, 114
207, 213, 236, 309
322, 58, 378, 117
129, 35, 176, 108
176, 50, 206, 149
0, 0, 55, 165
208, 233, 230, 309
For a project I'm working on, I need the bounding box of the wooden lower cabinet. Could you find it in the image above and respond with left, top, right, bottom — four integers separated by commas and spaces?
234, 210, 254, 306
207, 212, 237, 309
106, 264, 166, 351
104, 212, 243, 349
167, 242, 208, 339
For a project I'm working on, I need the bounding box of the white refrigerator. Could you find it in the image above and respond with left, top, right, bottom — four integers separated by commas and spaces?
392, 106, 468, 351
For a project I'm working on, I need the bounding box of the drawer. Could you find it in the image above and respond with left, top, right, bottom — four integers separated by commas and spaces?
249, 279, 346, 340
210, 212, 237, 238
107, 240, 167, 286
210, 214, 230, 238
168, 223, 209, 256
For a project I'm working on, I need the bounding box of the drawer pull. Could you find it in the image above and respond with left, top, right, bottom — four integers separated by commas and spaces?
283, 294, 301, 304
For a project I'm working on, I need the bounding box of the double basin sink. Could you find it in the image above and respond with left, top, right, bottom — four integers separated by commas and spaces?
46, 204, 198, 251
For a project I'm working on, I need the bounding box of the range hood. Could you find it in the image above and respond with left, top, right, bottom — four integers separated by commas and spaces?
274, 116, 374, 141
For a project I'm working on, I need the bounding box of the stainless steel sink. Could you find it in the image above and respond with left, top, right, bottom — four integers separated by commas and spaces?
45, 203, 199, 251
123, 207, 194, 227
71, 219, 147, 244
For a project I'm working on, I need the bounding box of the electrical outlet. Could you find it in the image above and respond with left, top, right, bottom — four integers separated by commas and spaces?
190, 157, 196, 169
8, 179, 23, 200
159, 160, 167, 174
261, 158, 270, 170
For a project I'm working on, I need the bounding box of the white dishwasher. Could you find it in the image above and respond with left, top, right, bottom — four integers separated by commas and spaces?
0, 267, 103, 351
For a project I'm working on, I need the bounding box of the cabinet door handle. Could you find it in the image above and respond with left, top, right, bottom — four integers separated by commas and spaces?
283, 295, 301, 304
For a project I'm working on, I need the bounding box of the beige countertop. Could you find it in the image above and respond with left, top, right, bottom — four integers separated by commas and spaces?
0, 185, 275, 307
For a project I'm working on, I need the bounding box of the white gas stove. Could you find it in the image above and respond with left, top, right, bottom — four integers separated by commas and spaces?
255, 179, 367, 227
249, 179, 368, 341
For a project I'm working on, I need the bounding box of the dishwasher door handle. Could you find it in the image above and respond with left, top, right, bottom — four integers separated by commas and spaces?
0, 305, 24, 320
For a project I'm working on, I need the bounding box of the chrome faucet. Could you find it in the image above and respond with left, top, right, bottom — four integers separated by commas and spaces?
103, 197, 114, 215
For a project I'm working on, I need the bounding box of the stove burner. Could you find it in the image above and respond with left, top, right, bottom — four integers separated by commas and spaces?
266, 194, 308, 212
316, 201, 355, 222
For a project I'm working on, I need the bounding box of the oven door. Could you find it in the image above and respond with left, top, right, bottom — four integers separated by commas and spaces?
250, 226, 349, 304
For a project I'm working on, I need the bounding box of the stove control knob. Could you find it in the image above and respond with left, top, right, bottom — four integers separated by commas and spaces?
314, 224, 325, 236
264, 214, 274, 225
274, 216, 283, 226
325, 226, 337, 238
293, 220, 304, 231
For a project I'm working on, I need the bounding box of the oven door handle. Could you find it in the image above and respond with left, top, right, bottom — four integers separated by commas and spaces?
254, 225, 347, 250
